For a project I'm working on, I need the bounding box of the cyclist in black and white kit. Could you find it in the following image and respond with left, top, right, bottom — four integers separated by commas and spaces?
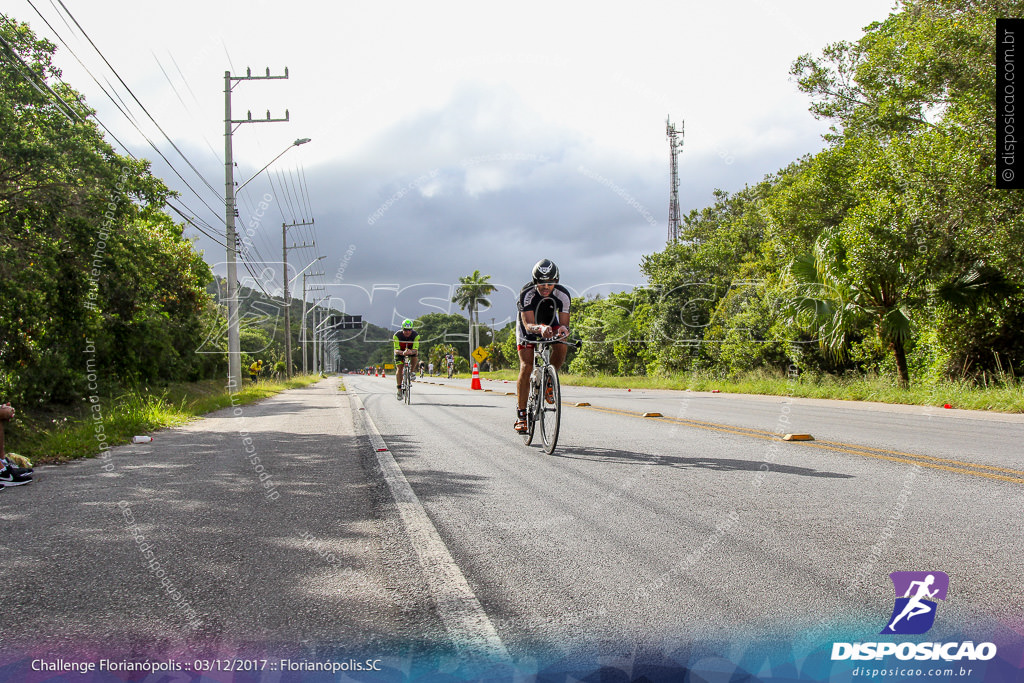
514, 259, 571, 433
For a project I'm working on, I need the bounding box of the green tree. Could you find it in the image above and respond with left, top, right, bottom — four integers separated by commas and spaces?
788, 0, 1024, 382
787, 226, 914, 386
452, 270, 496, 362
1, 16, 216, 403
414, 312, 471, 359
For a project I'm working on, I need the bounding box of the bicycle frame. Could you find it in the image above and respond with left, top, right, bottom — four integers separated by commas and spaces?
522, 338, 566, 454
399, 351, 415, 404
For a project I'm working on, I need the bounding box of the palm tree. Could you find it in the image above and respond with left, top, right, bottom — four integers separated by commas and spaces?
787, 226, 1016, 389
452, 270, 497, 363
787, 228, 913, 388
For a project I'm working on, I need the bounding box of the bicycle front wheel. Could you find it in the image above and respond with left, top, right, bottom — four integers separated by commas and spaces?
522, 379, 539, 446
404, 371, 411, 405
538, 365, 561, 454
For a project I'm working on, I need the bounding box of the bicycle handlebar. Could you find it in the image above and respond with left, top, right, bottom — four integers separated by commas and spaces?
526, 337, 583, 350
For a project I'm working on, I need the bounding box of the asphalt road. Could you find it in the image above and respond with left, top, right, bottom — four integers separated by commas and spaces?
347, 372, 1024, 661
0, 377, 448, 661
2, 373, 1022, 668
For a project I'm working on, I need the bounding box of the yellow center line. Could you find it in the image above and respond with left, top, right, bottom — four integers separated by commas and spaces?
801, 442, 1024, 485
812, 439, 1024, 477
582, 405, 781, 438
571, 403, 1024, 485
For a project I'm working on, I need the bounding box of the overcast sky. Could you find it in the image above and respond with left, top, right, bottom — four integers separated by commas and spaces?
11, 0, 897, 329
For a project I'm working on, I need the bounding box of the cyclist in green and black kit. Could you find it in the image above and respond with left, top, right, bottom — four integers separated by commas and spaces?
393, 319, 420, 400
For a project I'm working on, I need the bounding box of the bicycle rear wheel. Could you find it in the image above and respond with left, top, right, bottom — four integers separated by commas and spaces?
538, 365, 561, 454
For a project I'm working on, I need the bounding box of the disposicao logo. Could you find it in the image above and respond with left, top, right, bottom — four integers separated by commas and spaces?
831, 571, 997, 662
881, 571, 948, 635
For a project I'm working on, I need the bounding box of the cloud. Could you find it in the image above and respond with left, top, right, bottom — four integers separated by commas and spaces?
186, 80, 835, 329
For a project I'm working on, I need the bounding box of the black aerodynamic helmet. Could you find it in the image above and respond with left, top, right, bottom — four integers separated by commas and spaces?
532, 259, 559, 284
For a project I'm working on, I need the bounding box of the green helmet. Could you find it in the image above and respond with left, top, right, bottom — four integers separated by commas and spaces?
402, 319, 414, 329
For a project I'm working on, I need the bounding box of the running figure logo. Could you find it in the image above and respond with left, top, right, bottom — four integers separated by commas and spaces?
881, 571, 949, 635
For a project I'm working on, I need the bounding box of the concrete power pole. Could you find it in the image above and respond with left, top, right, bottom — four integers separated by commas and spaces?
301, 275, 324, 374
281, 220, 314, 378
224, 67, 289, 391
666, 116, 684, 243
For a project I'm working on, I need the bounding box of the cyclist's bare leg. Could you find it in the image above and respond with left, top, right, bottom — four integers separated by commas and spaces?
516, 345, 535, 411
550, 342, 568, 371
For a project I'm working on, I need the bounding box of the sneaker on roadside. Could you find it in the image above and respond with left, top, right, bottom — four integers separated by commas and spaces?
396, 387, 403, 400
0, 466, 32, 486
1, 458, 32, 474
2, 462, 33, 478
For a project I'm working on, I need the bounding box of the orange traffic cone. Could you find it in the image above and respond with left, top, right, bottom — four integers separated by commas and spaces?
470, 363, 482, 390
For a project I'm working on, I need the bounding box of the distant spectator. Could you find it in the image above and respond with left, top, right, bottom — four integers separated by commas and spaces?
0, 403, 33, 487
249, 359, 263, 384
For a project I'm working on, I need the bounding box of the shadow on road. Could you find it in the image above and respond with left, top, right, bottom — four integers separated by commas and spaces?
0, 426, 448, 659
414, 403, 502, 409
380, 434, 491, 501
552, 445, 853, 479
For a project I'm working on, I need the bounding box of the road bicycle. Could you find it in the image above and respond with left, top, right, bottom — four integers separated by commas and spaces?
521, 337, 580, 454
398, 353, 415, 404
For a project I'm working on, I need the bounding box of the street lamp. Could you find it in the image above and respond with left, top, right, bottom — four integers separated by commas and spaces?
236, 138, 311, 193
224, 136, 310, 391
289, 254, 326, 289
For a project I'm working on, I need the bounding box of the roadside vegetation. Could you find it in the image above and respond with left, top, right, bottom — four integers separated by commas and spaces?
5, 1, 1024, 449
487, 2, 1024, 401
479, 370, 1024, 413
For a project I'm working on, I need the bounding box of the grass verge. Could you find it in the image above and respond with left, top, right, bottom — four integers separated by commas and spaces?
8, 374, 326, 464
477, 369, 1024, 413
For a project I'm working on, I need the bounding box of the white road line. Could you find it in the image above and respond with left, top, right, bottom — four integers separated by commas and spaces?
349, 390, 510, 660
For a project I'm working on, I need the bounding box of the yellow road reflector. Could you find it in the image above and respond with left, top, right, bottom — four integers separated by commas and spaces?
505, 392, 516, 396
642, 412, 663, 418
783, 434, 815, 441
575, 402, 591, 407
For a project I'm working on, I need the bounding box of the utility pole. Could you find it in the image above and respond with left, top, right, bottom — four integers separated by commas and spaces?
666, 116, 684, 243
309, 295, 329, 373
301, 275, 324, 374
319, 302, 334, 373
281, 220, 314, 378
224, 67, 289, 391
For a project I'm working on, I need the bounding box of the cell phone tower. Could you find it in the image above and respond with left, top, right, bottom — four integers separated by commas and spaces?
666, 116, 684, 243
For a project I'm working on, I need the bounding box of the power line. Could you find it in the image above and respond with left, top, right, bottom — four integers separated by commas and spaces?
23, 2, 134, 123
0, 23, 82, 122
23, 1, 227, 229
168, 51, 202, 109
299, 162, 315, 219
51, 0, 223, 202
4, 14, 231, 252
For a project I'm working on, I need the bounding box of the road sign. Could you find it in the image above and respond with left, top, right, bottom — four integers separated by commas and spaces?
472, 346, 489, 363
384, 364, 395, 370
330, 314, 362, 329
